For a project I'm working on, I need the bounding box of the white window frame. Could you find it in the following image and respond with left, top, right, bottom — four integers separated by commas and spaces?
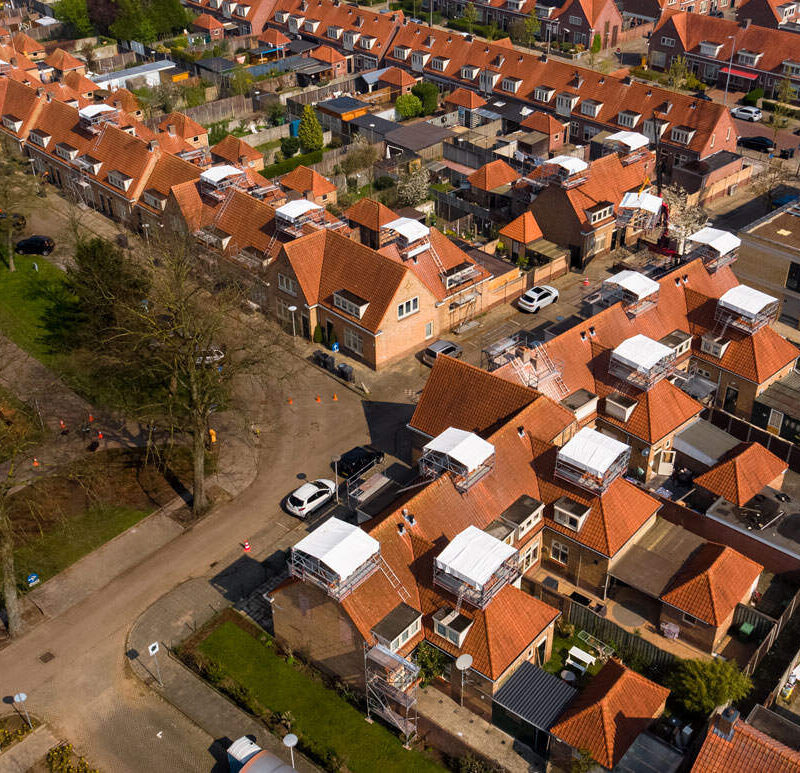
425, 321, 434, 339
397, 296, 419, 319
661, 36, 675, 47
550, 539, 569, 565
277, 272, 297, 296
569, 14, 582, 24
343, 327, 363, 355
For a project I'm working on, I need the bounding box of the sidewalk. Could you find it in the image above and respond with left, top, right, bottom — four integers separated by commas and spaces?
127, 579, 319, 772
0, 725, 58, 772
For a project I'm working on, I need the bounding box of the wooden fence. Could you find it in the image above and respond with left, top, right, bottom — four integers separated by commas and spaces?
744, 585, 800, 680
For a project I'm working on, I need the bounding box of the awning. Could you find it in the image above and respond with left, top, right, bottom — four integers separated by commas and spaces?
719, 67, 758, 80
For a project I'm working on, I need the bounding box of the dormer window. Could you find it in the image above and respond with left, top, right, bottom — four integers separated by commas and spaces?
556, 92, 579, 116
699, 41, 723, 57
327, 25, 342, 39
28, 128, 50, 148
783, 60, 800, 76
359, 35, 376, 49
670, 126, 695, 145
333, 289, 369, 319
461, 64, 479, 79
393, 45, 410, 59
76, 154, 102, 175
411, 50, 430, 71
580, 99, 602, 118
433, 607, 473, 647
618, 110, 640, 128
553, 496, 591, 532
107, 170, 133, 191
501, 76, 521, 93
737, 50, 762, 67
431, 55, 449, 72
343, 29, 360, 48
55, 141, 78, 161
700, 332, 730, 358
275, 10, 289, 23
143, 190, 167, 210
479, 69, 500, 92
535, 85, 555, 102
588, 204, 613, 224
2, 114, 22, 132
303, 19, 320, 32
287, 14, 305, 32
235, 4, 250, 16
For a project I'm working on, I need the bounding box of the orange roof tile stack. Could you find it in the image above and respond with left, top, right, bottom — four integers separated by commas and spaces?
694, 442, 788, 506
551, 660, 669, 769
660, 543, 763, 625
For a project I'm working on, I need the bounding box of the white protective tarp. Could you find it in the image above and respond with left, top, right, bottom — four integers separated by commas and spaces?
558, 427, 629, 477
200, 164, 242, 185
435, 525, 516, 589
688, 226, 741, 255
612, 334, 673, 372
383, 216, 430, 243
718, 285, 777, 319
619, 191, 663, 214
293, 517, 379, 580
603, 270, 660, 301
78, 104, 116, 120
424, 427, 494, 473
548, 155, 588, 175
276, 199, 322, 219
606, 130, 650, 151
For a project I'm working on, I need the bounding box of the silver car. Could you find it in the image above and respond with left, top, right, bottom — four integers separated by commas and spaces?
422, 339, 464, 366
730, 106, 762, 122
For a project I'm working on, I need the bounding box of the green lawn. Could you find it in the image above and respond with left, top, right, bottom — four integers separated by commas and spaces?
0, 255, 64, 364
199, 622, 444, 773
14, 504, 152, 585
544, 632, 604, 678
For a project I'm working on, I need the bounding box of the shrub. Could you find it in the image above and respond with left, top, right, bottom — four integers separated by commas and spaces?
263, 149, 324, 177
280, 136, 300, 157
743, 87, 764, 106
298, 104, 324, 153
396, 93, 423, 119
411, 81, 439, 115
374, 175, 394, 190
667, 658, 752, 716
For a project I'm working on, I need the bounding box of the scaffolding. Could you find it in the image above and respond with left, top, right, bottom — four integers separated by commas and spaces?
275, 199, 329, 238
177, 146, 212, 166
536, 155, 589, 189
509, 344, 569, 401
78, 105, 118, 133
715, 286, 779, 335
616, 191, 663, 232
419, 428, 495, 493
608, 334, 676, 390
590, 270, 660, 318
200, 166, 249, 202
364, 643, 419, 745
686, 227, 739, 273
554, 427, 630, 494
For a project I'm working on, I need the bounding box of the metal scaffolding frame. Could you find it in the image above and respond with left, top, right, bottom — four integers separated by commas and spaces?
714, 298, 779, 335
554, 448, 630, 494
433, 554, 520, 611
608, 349, 676, 390
688, 242, 738, 273
588, 281, 659, 318
419, 447, 495, 493
364, 643, 419, 746
288, 547, 381, 601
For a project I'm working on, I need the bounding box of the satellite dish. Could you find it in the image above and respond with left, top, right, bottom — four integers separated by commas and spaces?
455, 654, 473, 671
640, 447, 650, 457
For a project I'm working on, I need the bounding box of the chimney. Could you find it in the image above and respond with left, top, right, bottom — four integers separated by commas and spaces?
45, 92, 52, 103
167, 123, 176, 136
744, 17, 752, 27
402, 508, 416, 526
714, 707, 739, 741
148, 139, 158, 152
397, 522, 406, 535
517, 426, 526, 439
36, 86, 43, 97
540, 52, 548, 62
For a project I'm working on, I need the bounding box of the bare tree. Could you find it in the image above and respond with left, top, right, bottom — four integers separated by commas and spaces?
662, 182, 708, 255
751, 158, 789, 211
0, 136, 40, 272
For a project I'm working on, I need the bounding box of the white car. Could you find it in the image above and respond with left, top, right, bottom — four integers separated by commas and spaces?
517, 285, 559, 313
286, 479, 336, 518
730, 106, 762, 122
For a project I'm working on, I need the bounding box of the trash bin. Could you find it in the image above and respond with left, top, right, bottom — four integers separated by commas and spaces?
337, 363, 354, 382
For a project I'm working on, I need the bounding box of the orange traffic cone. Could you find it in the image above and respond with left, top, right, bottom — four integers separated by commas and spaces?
88, 414, 94, 423
97, 431, 104, 440
32, 457, 40, 468
332, 393, 338, 401
287, 396, 293, 405
315, 395, 321, 403
582, 277, 590, 286
243, 539, 251, 553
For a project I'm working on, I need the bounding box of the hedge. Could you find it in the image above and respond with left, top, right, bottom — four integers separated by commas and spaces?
762, 100, 800, 120
263, 149, 323, 178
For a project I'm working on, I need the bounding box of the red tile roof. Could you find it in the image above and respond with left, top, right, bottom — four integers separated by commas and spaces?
694, 442, 788, 507
62, 70, 97, 96
551, 659, 669, 769
520, 110, 567, 136
280, 164, 336, 197
444, 87, 486, 109
499, 211, 543, 245
378, 66, 416, 88
158, 112, 207, 140
104, 88, 142, 114
345, 197, 397, 232
660, 542, 763, 625
12, 32, 43, 55
312, 44, 346, 64
260, 28, 290, 46
211, 134, 263, 164
692, 713, 800, 773
44, 48, 84, 72
193, 12, 225, 30
467, 159, 518, 192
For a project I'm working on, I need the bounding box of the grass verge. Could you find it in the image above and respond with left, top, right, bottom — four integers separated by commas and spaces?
197, 620, 444, 773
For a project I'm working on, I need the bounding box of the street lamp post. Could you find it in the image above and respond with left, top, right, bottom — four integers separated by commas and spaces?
332, 455, 341, 504
283, 733, 298, 769
723, 35, 736, 107
288, 305, 297, 338
13, 693, 32, 729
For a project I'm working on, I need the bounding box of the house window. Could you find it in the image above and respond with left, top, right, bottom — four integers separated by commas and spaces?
277, 272, 297, 296
737, 51, 761, 67
618, 111, 639, 128
589, 205, 613, 224
425, 321, 434, 339
534, 86, 554, 102
682, 612, 699, 625
661, 36, 675, 47
343, 327, 363, 355
518, 508, 542, 538
550, 539, 569, 564
583, 125, 600, 141
569, 15, 582, 24
397, 296, 419, 319
670, 127, 693, 144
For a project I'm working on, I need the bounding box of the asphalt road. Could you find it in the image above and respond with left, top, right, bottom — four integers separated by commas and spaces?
0, 352, 375, 771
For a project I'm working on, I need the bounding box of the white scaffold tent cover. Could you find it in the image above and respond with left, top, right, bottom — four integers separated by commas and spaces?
383, 216, 430, 242
612, 334, 673, 372
606, 130, 650, 151
688, 226, 741, 255
548, 155, 588, 174
78, 104, 116, 120
435, 525, 516, 588
276, 199, 323, 219
603, 269, 660, 300
424, 427, 495, 473
558, 427, 629, 477
200, 164, 242, 185
619, 191, 663, 214
294, 517, 380, 580
718, 285, 777, 319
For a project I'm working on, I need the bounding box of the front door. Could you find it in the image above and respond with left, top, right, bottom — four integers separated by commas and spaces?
657, 449, 676, 476
302, 315, 310, 339
723, 385, 739, 413
326, 320, 335, 344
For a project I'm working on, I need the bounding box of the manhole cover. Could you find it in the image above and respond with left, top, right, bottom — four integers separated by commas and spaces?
39, 651, 55, 663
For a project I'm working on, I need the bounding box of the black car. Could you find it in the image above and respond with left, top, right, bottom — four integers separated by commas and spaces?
15, 235, 54, 255
737, 135, 775, 152
0, 211, 26, 232
336, 446, 385, 479
693, 91, 712, 101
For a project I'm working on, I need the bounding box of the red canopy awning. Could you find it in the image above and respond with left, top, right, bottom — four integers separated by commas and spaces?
719, 67, 759, 80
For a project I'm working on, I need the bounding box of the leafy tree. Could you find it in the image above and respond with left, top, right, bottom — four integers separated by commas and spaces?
462, 2, 479, 34
571, 749, 596, 773
396, 93, 423, 120
265, 100, 286, 126
0, 136, 39, 272
415, 641, 447, 685
228, 65, 253, 97
767, 78, 794, 139
667, 658, 752, 716
589, 33, 602, 67
397, 165, 430, 206
411, 81, 439, 115
341, 134, 381, 178
53, 0, 94, 38
280, 136, 300, 158
298, 105, 324, 153
666, 54, 689, 89
523, 13, 541, 46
